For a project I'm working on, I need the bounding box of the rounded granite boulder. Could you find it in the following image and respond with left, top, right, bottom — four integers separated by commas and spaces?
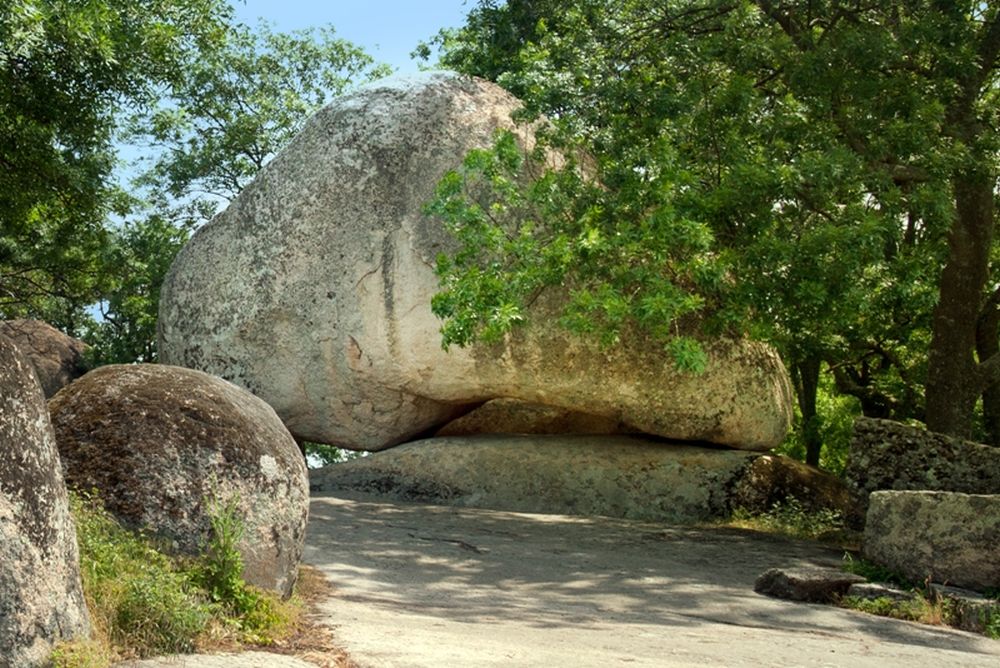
49, 364, 308, 598
0, 334, 90, 666
0, 319, 87, 398
159, 71, 792, 452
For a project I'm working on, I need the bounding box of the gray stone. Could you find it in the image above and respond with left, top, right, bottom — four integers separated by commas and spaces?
114, 651, 321, 667
435, 398, 629, 437
928, 583, 1000, 634
0, 319, 87, 397
0, 335, 90, 666
844, 418, 1000, 520
309, 434, 853, 524
49, 364, 309, 597
754, 567, 866, 603
159, 71, 793, 452
862, 491, 1000, 592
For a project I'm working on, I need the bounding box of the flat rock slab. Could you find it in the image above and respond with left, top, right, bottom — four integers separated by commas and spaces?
304, 492, 1000, 667
754, 567, 866, 603
310, 434, 853, 524
115, 652, 320, 667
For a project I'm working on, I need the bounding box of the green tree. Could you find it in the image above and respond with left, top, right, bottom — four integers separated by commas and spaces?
0, 0, 231, 329
131, 20, 392, 217
423, 1, 1000, 458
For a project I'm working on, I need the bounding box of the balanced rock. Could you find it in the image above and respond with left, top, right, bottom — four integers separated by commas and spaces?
309, 434, 853, 524
159, 71, 792, 451
0, 335, 90, 666
863, 491, 1000, 592
49, 364, 309, 597
0, 319, 87, 398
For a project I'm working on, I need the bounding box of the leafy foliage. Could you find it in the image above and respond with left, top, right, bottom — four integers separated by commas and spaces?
69, 490, 209, 659
423, 0, 1000, 450
727, 497, 846, 542
0, 0, 231, 325
59, 490, 297, 666
83, 214, 194, 364
130, 20, 392, 218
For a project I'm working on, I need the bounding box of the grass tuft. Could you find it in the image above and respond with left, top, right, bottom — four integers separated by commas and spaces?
726, 497, 850, 543
51, 490, 300, 667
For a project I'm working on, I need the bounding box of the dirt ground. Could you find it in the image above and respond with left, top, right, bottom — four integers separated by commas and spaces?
303, 492, 1000, 668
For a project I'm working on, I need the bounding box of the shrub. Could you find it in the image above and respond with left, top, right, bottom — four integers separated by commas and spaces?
53, 490, 298, 666
728, 497, 846, 541
63, 490, 209, 661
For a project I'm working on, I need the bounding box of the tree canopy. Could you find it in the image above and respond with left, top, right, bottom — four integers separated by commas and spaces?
423, 0, 1000, 456
0, 0, 231, 326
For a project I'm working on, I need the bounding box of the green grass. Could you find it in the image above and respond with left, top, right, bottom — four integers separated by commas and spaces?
840, 594, 954, 626
51, 491, 300, 667
726, 497, 850, 543
841, 553, 917, 589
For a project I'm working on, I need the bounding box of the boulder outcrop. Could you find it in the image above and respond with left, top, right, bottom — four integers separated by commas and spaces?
0, 319, 87, 397
844, 418, 1000, 517
49, 364, 308, 597
863, 491, 1000, 592
159, 71, 792, 452
0, 335, 90, 666
309, 434, 853, 524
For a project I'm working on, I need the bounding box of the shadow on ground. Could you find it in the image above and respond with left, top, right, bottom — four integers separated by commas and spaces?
304, 492, 998, 667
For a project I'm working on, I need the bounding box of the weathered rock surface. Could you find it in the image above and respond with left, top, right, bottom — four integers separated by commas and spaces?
435, 398, 628, 437
754, 567, 865, 603
49, 364, 309, 597
928, 584, 1000, 634
310, 434, 852, 524
0, 335, 90, 666
159, 71, 792, 452
0, 319, 87, 397
844, 418, 1000, 521
862, 491, 1000, 592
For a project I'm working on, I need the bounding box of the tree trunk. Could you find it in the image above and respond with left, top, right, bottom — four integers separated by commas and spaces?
925, 171, 995, 437
976, 294, 1000, 446
791, 356, 822, 467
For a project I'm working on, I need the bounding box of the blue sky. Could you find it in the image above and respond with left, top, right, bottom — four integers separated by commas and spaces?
231, 1, 475, 73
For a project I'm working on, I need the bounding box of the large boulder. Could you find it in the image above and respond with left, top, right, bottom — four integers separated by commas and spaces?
863, 491, 1000, 592
159, 71, 792, 452
309, 434, 854, 524
0, 319, 87, 398
0, 335, 90, 666
48, 364, 308, 598
844, 418, 1000, 518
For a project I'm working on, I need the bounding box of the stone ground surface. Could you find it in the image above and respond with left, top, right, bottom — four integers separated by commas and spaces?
304, 492, 999, 668
125, 492, 1000, 667
116, 650, 320, 667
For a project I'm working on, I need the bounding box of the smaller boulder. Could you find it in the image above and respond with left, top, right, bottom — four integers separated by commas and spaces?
49, 364, 309, 598
730, 454, 861, 523
754, 567, 865, 603
844, 418, 1000, 521
1, 335, 90, 667
0, 319, 87, 397
863, 491, 1000, 592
